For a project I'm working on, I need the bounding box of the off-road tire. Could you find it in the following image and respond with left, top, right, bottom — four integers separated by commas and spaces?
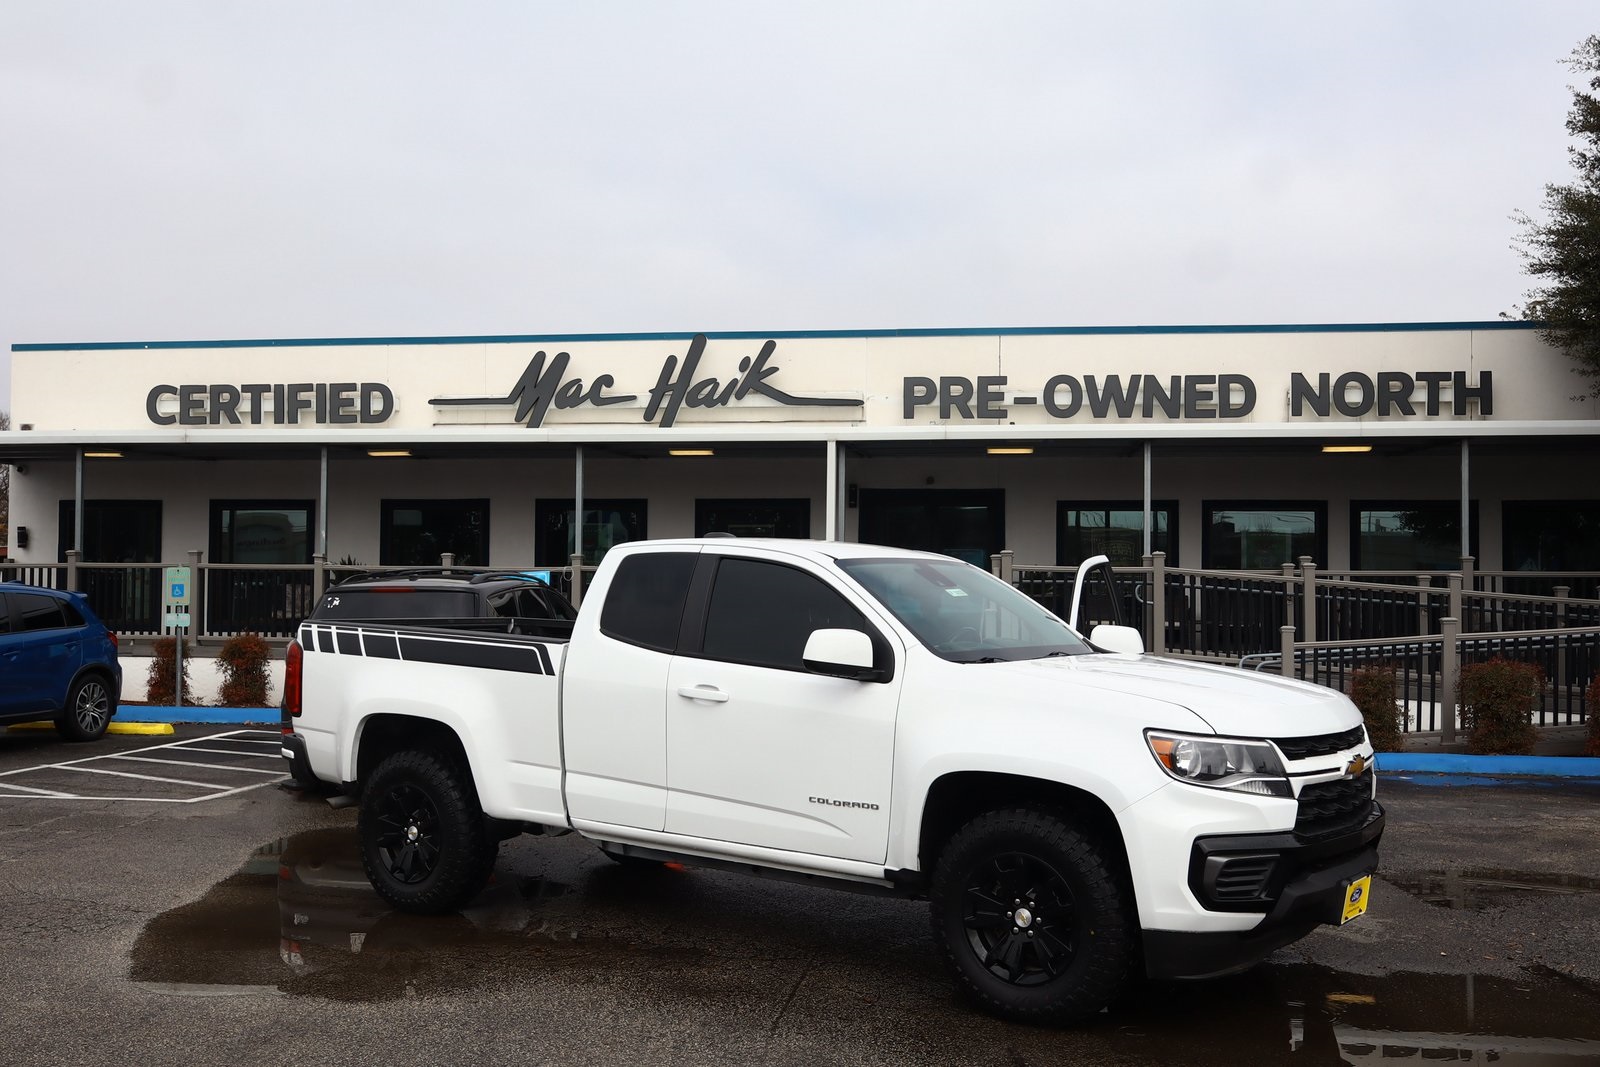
55, 673, 114, 742
929, 808, 1136, 1025
359, 750, 497, 914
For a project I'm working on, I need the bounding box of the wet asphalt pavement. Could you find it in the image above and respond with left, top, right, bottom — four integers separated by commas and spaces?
3, 726, 1600, 1066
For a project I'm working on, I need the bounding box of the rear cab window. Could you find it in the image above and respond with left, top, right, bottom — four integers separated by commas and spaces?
599, 552, 698, 652
314, 588, 478, 620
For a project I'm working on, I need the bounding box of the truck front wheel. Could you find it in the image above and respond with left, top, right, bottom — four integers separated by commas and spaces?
929, 808, 1136, 1025
359, 750, 497, 914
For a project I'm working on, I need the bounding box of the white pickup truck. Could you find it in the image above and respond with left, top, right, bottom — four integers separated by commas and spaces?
282, 538, 1383, 1024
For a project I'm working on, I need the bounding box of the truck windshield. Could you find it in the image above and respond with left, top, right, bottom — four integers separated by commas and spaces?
837, 558, 1093, 662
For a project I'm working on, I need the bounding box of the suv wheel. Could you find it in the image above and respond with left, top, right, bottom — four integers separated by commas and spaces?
56, 675, 113, 742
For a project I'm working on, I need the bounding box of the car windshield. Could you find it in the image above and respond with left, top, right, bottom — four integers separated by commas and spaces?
837, 557, 1093, 663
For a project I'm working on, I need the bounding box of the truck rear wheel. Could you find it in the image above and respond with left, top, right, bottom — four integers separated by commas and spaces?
929, 808, 1135, 1025
359, 750, 497, 914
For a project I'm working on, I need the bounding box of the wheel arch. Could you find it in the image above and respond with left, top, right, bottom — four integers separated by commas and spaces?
63, 664, 119, 710
352, 712, 473, 796
918, 771, 1136, 908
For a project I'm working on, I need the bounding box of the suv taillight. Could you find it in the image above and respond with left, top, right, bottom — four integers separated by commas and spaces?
285, 639, 303, 718
108, 632, 119, 650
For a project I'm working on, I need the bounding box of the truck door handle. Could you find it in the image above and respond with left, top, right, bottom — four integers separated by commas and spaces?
676, 685, 729, 703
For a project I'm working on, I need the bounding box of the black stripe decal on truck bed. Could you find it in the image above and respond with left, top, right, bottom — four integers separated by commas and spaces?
398, 634, 546, 674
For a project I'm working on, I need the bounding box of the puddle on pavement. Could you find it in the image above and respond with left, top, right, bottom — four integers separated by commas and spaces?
129, 830, 1600, 1063
1388, 868, 1600, 910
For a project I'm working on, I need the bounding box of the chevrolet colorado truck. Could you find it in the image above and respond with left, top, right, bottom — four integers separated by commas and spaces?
282, 538, 1383, 1023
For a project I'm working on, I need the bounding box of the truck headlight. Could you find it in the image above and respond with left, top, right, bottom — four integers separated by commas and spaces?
1145, 731, 1292, 798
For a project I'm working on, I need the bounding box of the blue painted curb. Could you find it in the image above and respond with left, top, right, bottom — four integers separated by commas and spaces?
1378, 752, 1600, 778
118, 706, 278, 724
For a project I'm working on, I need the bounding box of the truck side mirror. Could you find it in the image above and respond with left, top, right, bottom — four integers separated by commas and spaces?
1088, 623, 1145, 656
802, 628, 885, 682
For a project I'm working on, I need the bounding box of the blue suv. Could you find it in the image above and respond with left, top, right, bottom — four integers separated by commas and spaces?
0, 583, 122, 741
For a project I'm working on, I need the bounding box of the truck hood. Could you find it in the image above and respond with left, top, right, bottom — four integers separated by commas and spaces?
986, 653, 1359, 739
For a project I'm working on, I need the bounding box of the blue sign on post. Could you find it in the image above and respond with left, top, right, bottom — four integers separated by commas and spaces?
171, 583, 185, 599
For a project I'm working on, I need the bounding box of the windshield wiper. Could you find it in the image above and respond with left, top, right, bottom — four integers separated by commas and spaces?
960, 656, 1010, 664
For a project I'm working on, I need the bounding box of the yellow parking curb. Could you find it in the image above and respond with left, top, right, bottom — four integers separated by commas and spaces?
110, 722, 176, 735
6, 721, 175, 736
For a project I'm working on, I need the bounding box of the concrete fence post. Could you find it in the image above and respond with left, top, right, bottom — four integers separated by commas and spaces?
1150, 550, 1167, 655
569, 554, 584, 609
65, 549, 79, 592
313, 553, 328, 600
1554, 585, 1570, 706
188, 549, 205, 639
1459, 555, 1476, 593
1299, 556, 1317, 647
441, 552, 455, 573
1280, 561, 1296, 630
1416, 574, 1432, 638
1447, 573, 1463, 630
1280, 624, 1296, 680
1440, 616, 1460, 744
1000, 549, 1014, 584
990, 553, 1002, 577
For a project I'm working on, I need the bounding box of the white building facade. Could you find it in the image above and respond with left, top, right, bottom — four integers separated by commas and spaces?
4, 322, 1598, 604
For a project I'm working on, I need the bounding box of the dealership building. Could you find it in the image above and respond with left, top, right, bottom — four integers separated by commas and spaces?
3, 321, 1598, 610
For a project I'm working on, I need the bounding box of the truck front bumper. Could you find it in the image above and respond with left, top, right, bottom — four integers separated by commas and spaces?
1143, 801, 1385, 980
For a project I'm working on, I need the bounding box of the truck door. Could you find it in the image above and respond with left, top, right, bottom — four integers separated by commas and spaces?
664, 554, 903, 865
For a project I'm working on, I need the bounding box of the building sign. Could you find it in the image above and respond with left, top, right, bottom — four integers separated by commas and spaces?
902, 370, 1492, 420
146, 383, 395, 425
431, 333, 860, 429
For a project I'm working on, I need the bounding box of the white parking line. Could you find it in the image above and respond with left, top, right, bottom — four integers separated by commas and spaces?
112, 755, 284, 776
0, 730, 288, 803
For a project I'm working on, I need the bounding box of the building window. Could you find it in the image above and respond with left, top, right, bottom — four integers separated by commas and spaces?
695, 499, 811, 539
1204, 501, 1327, 569
380, 499, 490, 566
210, 500, 314, 564
856, 488, 1005, 569
57, 500, 162, 563
1056, 501, 1177, 566
1351, 501, 1476, 571
1503, 500, 1600, 571
536, 498, 647, 567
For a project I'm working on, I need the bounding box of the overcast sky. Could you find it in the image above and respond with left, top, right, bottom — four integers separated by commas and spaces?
2, 2, 1595, 413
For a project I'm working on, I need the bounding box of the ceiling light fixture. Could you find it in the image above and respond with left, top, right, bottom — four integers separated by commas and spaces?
669, 449, 715, 457
367, 449, 412, 457
1321, 445, 1373, 454
987, 447, 1035, 455
83, 451, 123, 458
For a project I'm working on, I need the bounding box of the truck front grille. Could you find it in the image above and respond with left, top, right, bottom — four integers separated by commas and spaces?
1274, 725, 1366, 761
1295, 770, 1375, 839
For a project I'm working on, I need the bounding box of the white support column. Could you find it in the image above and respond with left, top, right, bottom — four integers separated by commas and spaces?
574, 445, 585, 560
318, 447, 329, 560
1460, 438, 1470, 560
74, 448, 84, 556
825, 439, 839, 541
1142, 441, 1153, 558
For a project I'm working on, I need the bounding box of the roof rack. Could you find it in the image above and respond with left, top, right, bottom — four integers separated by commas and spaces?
328, 568, 555, 587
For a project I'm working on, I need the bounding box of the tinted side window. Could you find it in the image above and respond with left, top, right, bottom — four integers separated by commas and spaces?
487, 590, 519, 618
60, 601, 86, 627
599, 552, 697, 652
701, 558, 867, 670
14, 593, 67, 632
0, 596, 12, 635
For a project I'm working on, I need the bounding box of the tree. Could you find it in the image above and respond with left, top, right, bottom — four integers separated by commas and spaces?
1513, 35, 1600, 399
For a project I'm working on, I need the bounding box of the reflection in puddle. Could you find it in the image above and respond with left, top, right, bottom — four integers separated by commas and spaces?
1388, 869, 1600, 910
129, 831, 1600, 1062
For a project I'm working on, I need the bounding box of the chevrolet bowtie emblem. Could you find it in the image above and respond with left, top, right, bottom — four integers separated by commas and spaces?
1346, 754, 1368, 777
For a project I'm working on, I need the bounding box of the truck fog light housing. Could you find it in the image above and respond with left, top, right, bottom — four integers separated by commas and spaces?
1146, 731, 1292, 798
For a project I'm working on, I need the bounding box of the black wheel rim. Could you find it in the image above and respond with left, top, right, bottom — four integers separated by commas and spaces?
372, 783, 443, 885
74, 682, 109, 735
961, 850, 1078, 986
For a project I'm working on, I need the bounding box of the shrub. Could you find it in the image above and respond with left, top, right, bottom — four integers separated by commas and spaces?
145, 637, 198, 705
1349, 665, 1405, 752
218, 633, 273, 707
1458, 658, 1542, 756
1586, 675, 1600, 757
